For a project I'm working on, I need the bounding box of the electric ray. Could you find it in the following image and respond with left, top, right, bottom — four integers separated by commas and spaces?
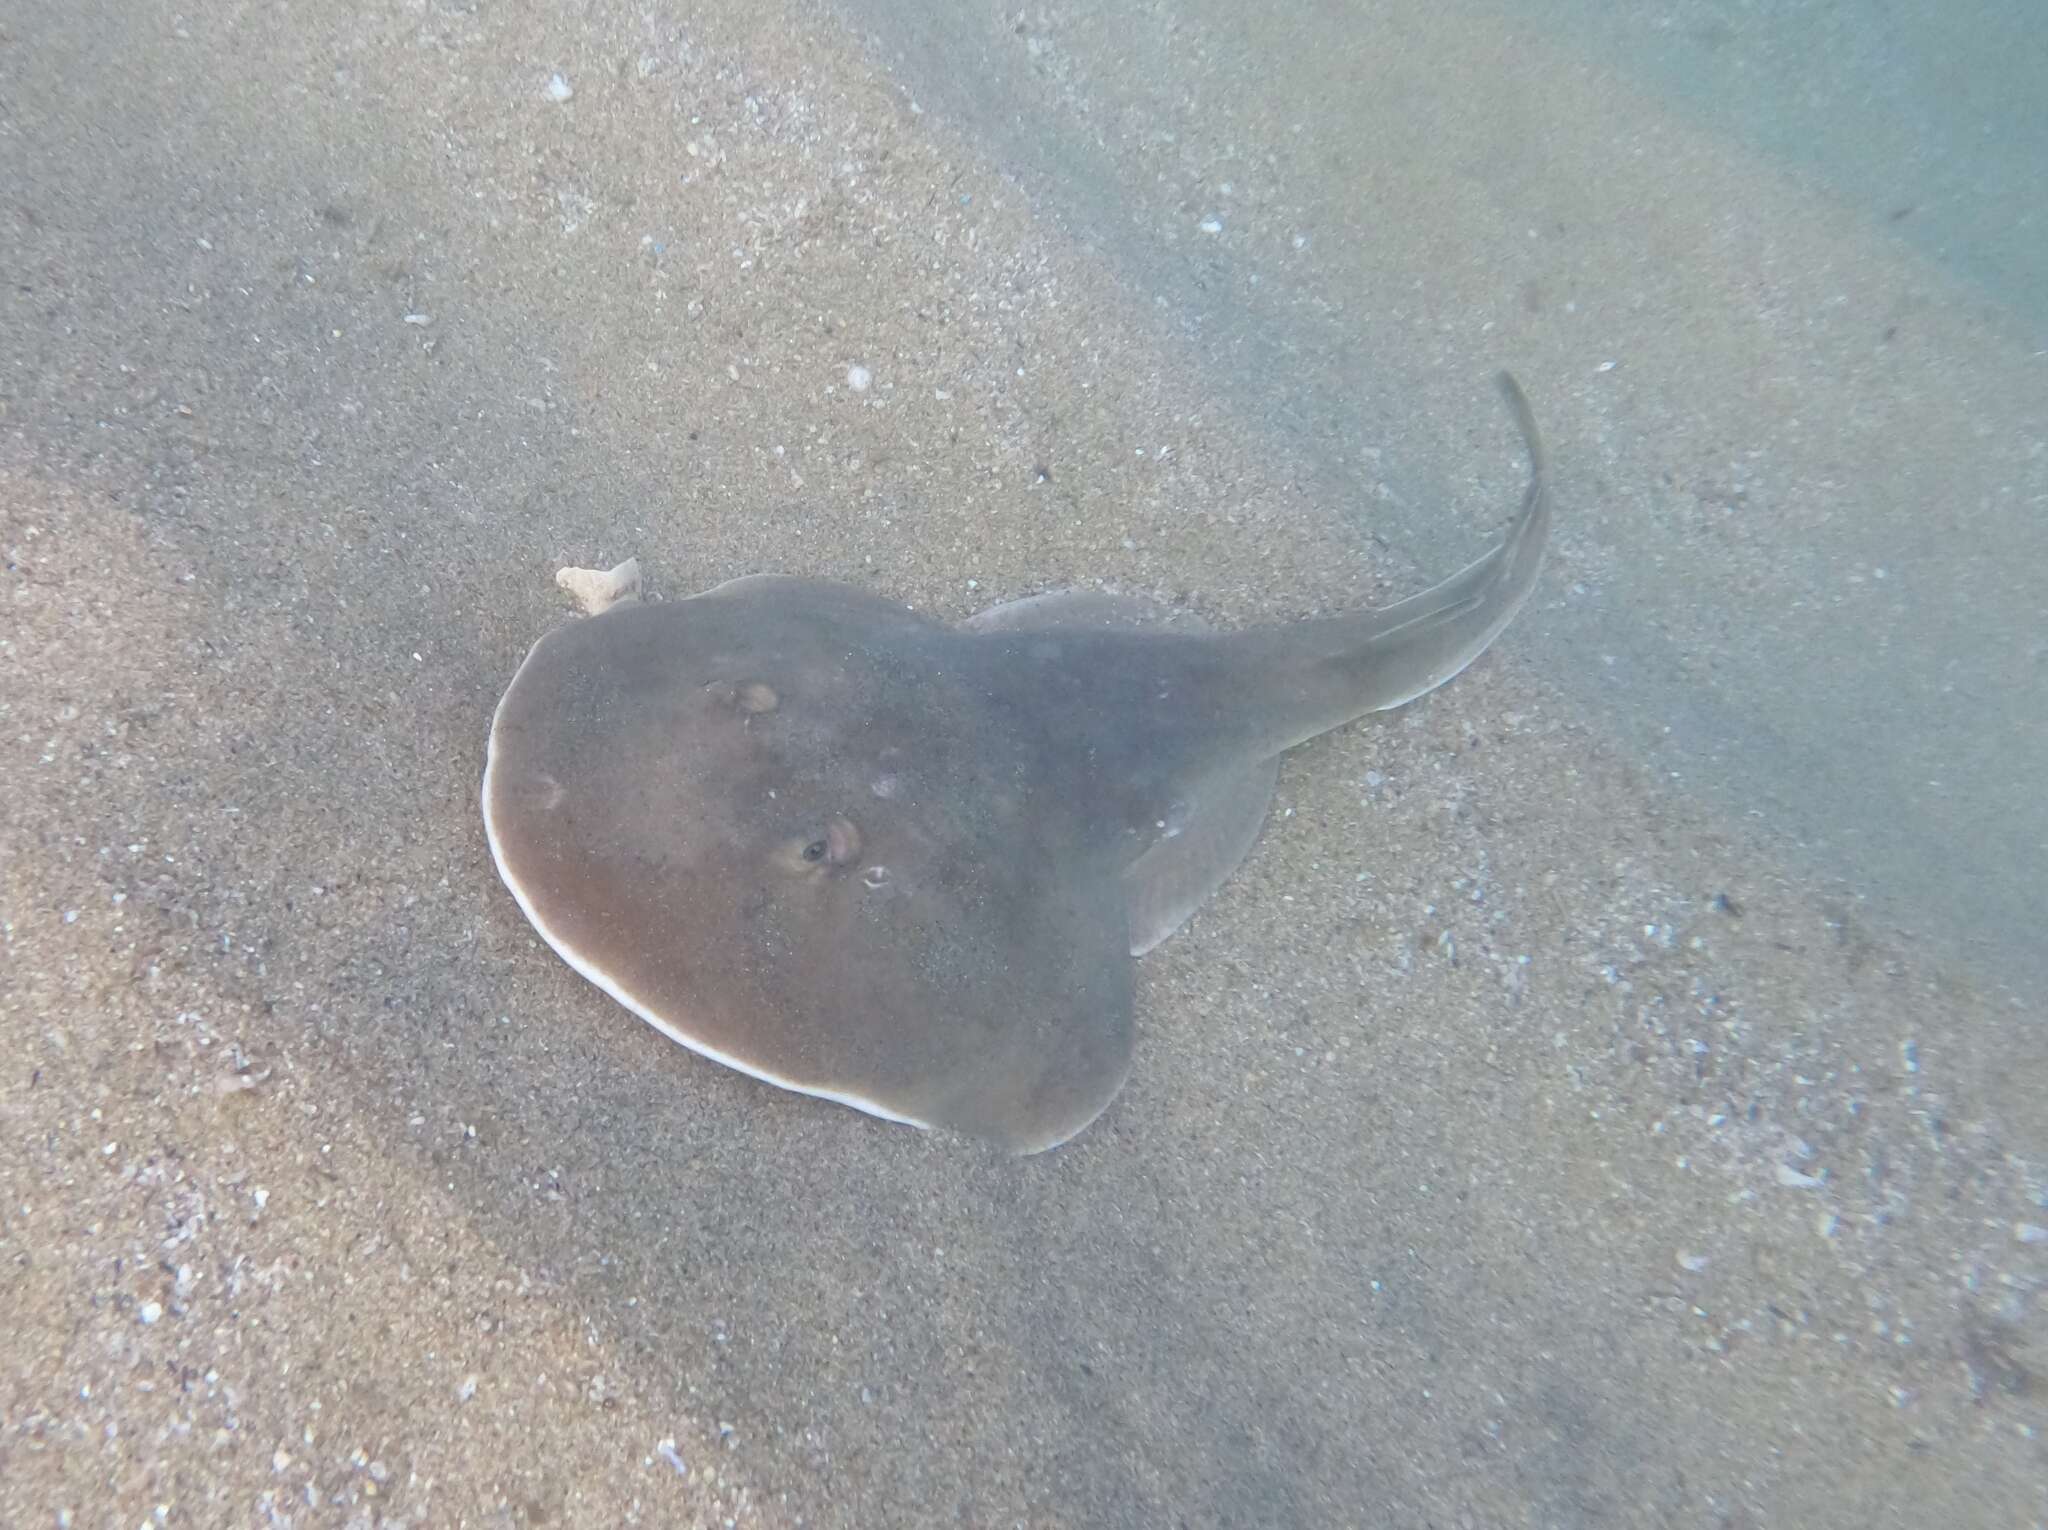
483, 373, 1550, 1152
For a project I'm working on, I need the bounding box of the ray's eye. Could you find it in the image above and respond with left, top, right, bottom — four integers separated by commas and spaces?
788, 816, 862, 873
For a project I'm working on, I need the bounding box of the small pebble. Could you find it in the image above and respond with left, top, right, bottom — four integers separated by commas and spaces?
656, 1438, 688, 1476
1676, 1252, 1710, 1273
1776, 1164, 1824, 1190
846, 364, 872, 392
138, 1301, 163, 1325
547, 74, 573, 102
2016, 1222, 2047, 1244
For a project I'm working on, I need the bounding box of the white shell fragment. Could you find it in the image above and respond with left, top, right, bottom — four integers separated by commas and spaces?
555, 559, 643, 615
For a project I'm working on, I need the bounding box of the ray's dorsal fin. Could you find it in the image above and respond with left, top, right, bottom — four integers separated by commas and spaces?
963, 586, 1284, 957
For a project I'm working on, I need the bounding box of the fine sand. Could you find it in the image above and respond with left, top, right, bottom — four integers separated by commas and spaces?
3, 1, 2042, 1525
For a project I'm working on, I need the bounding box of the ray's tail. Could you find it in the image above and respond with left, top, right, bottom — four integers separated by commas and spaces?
1239, 371, 1552, 753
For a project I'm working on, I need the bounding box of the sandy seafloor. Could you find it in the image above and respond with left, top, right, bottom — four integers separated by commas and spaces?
3, 1, 2044, 1526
